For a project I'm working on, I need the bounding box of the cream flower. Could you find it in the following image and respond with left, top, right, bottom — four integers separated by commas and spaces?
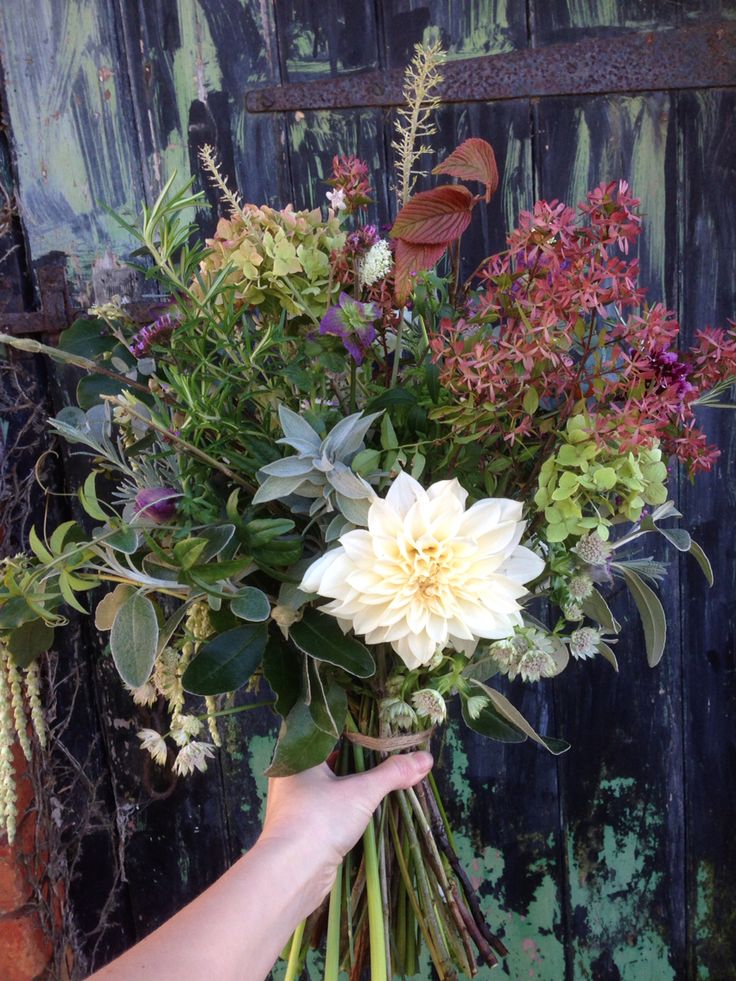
300, 472, 544, 669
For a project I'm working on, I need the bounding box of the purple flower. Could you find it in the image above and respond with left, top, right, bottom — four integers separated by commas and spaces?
133, 487, 179, 524
130, 314, 176, 358
319, 292, 378, 365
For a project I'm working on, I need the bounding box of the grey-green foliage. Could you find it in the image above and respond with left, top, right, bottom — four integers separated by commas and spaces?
252, 405, 381, 524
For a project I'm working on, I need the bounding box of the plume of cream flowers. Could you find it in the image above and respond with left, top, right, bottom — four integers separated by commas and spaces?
300, 472, 544, 669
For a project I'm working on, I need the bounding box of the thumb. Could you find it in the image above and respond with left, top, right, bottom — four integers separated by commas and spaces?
355, 751, 434, 810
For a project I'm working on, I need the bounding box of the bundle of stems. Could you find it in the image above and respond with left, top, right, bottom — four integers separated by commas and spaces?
283, 698, 508, 980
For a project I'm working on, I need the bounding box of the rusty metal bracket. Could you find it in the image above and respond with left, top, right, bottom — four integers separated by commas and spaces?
0, 260, 161, 341
246, 21, 736, 114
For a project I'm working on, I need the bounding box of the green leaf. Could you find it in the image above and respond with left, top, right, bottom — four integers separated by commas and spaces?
230, 587, 270, 622
198, 525, 236, 562
50, 520, 80, 556
581, 588, 621, 634
263, 630, 302, 717
469, 680, 570, 754
365, 389, 417, 412
187, 557, 253, 584
110, 592, 159, 688
252, 537, 302, 568
58, 318, 117, 358
307, 659, 347, 737
58, 571, 88, 614
79, 472, 110, 522
28, 527, 53, 564
689, 539, 714, 587
351, 448, 382, 476
598, 641, 619, 672
289, 609, 375, 678
181, 623, 267, 696
173, 537, 209, 570
461, 696, 527, 743
7, 619, 54, 668
101, 524, 140, 554
95, 584, 134, 631
522, 386, 539, 415
265, 696, 339, 777
619, 566, 667, 667
240, 518, 296, 548
0, 597, 35, 630
77, 373, 127, 410
380, 414, 399, 451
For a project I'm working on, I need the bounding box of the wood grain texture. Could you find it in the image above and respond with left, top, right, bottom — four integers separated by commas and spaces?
535, 92, 686, 980
678, 88, 736, 980
0, 0, 145, 281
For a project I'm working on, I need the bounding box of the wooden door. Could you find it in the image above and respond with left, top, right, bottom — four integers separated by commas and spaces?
0, 3, 734, 978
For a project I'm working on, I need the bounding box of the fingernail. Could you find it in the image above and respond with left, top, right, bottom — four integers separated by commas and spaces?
413, 751, 433, 772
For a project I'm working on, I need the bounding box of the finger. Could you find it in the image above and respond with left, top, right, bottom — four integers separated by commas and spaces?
351, 751, 433, 810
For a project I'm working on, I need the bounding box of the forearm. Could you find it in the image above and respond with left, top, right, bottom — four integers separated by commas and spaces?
89, 836, 332, 981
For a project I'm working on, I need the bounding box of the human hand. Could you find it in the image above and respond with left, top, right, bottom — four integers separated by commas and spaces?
259, 750, 433, 907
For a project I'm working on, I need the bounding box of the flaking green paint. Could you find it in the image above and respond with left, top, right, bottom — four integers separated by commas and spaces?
568, 777, 674, 980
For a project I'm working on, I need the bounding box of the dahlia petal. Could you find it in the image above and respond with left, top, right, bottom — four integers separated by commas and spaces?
385, 471, 425, 518
497, 545, 545, 583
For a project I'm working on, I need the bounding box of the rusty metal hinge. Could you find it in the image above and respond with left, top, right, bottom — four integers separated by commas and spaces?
246, 21, 736, 114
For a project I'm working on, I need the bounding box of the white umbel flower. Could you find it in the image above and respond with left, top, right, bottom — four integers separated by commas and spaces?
137, 728, 168, 766
360, 240, 393, 287
301, 472, 544, 669
173, 741, 216, 776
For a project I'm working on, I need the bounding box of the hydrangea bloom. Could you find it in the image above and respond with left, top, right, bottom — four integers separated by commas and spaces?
301, 472, 544, 669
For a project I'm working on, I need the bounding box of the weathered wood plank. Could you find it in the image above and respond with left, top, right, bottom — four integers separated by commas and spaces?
0, 0, 145, 284
274, 0, 380, 81
534, 92, 687, 980
380, 0, 528, 68
115, 0, 290, 216
678, 87, 736, 981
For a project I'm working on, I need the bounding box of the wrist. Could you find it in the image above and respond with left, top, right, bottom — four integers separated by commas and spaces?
246, 832, 339, 922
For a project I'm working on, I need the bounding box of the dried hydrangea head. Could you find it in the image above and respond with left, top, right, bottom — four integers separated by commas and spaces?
172, 741, 215, 777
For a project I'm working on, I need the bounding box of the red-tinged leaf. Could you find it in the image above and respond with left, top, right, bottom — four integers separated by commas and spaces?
432, 138, 499, 202
390, 185, 474, 245
394, 239, 448, 303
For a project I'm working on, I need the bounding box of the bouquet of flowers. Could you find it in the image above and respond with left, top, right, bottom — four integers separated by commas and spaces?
0, 44, 733, 979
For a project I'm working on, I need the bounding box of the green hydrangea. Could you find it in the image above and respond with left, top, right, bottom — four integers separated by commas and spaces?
534, 413, 668, 543
197, 205, 346, 324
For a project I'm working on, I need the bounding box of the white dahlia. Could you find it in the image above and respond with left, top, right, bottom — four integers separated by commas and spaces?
300, 472, 545, 669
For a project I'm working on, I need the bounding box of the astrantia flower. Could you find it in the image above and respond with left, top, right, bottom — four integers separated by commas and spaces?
133, 487, 179, 524
172, 741, 215, 776
127, 682, 157, 707
137, 729, 168, 766
380, 697, 417, 731
490, 626, 557, 682
568, 574, 593, 600
569, 626, 602, 659
319, 292, 379, 364
170, 714, 203, 747
300, 472, 545, 669
412, 689, 447, 725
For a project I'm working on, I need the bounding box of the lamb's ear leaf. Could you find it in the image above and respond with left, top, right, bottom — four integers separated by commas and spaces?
469, 680, 570, 755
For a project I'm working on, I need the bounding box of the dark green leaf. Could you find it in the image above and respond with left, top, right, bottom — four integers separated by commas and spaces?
265, 697, 339, 777
365, 389, 418, 412
101, 524, 140, 554
187, 557, 254, 583
173, 537, 209, 569
263, 630, 302, 717
461, 695, 526, 743
307, 659, 347, 737
0, 597, 35, 630
181, 622, 267, 695
240, 518, 296, 548
231, 587, 270, 622
110, 592, 159, 688
252, 537, 302, 568
289, 609, 375, 678
7, 619, 54, 668
470, 680, 570, 754
77, 373, 127, 410
58, 318, 117, 358
198, 524, 236, 562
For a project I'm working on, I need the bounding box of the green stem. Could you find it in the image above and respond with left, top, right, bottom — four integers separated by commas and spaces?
192, 699, 275, 723
347, 716, 388, 981
324, 862, 343, 981
283, 919, 306, 981
390, 309, 406, 388
349, 360, 357, 413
